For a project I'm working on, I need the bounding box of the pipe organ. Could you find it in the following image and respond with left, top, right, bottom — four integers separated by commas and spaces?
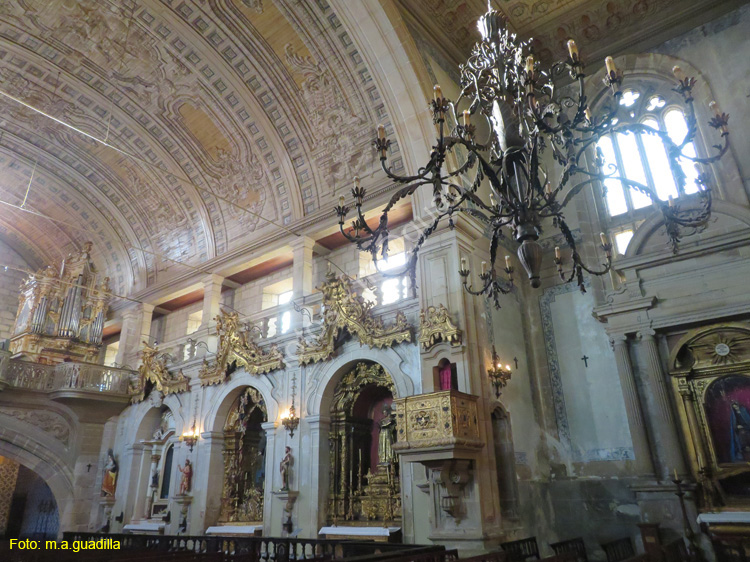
10, 242, 110, 364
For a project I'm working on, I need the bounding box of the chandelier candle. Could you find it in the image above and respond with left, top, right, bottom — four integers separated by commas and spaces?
335, 4, 730, 308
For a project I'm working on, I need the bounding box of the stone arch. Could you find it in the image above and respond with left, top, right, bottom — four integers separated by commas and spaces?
626, 200, 750, 258
305, 347, 416, 417
668, 321, 750, 372
123, 397, 183, 445
203, 371, 278, 433
0, 424, 73, 535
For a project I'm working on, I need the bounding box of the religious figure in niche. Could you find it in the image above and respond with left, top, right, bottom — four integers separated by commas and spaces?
378, 403, 396, 466
279, 446, 293, 491
101, 449, 118, 497
730, 402, 750, 462
705, 375, 750, 464
178, 459, 193, 495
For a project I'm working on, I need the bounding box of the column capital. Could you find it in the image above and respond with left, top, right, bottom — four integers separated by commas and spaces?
289, 235, 316, 252
122, 302, 154, 318
261, 421, 279, 432
636, 328, 657, 341
201, 273, 224, 288
609, 333, 629, 345
304, 414, 331, 430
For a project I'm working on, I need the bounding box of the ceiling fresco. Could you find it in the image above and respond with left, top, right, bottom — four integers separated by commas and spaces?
397, 0, 744, 66
0, 0, 392, 294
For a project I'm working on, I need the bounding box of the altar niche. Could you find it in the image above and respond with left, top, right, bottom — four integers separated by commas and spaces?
219, 387, 268, 523
328, 362, 401, 526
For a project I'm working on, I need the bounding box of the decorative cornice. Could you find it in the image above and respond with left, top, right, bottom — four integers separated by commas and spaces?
418, 304, 461, 350
198, 310, 284, 386
297, 271, 412, 365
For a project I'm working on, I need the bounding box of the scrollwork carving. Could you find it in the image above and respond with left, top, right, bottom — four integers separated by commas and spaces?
0, 408, 71, 445
297, 271, 412, 365
199, 310, 284, 386
131, 342, 188, 403
418, 304, 462, 350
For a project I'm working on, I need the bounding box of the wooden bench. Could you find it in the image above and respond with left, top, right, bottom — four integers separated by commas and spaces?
549, 538, 587, 562
600, 538, 635, 562
500, 538, 540, 561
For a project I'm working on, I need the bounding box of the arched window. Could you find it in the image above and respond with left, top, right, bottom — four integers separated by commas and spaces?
595, 82, 705, 255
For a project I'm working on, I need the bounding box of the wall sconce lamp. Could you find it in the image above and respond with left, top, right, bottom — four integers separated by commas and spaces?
487, 345, 512, 398
180, 421, 199, 452
281, 375, 300, 437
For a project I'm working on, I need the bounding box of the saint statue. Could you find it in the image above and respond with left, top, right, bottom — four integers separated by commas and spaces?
730, 401, 750, 462
178, 459, 193, 495
377, 403, 396, 466
279, 446, 293, 491
101, 449, 118, 497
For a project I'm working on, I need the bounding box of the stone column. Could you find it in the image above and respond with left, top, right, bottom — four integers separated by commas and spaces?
678, 383, 708, 469
262, 421, 278, 530
116, 303, 155, 368
303, 415, 331, 538
636, 329, 687, 478
200, 274, 224, 329
144, 452, 161, 519
290, 237, 315, 330
192, 431, 224, 532
611, 334, 655, 477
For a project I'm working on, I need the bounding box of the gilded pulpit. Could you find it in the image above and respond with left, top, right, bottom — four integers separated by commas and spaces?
327, 362, 401, 528
10, 242, 110, 364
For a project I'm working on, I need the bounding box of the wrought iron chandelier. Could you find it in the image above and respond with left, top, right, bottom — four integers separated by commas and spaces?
335, 3, 729, 308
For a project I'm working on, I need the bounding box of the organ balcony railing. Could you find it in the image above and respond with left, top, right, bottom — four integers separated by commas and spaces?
0, 350, 137, 404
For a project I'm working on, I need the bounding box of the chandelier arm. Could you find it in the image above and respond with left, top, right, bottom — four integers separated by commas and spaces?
674, 136, 730, 164
380, 179, 433, 214
378, 157, 434, 184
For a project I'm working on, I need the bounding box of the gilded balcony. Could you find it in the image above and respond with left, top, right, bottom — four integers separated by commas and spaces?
392, 390, 484, 460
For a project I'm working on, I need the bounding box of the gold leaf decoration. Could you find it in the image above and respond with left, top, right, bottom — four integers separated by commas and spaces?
418, 304, 462, 350
297, 271, 412, 365
199, 310, 284, 386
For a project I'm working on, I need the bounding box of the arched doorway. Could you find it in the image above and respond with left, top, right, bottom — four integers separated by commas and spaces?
0, 457, 59, 540
218, 387, 268, 523
327, 361, 400, 525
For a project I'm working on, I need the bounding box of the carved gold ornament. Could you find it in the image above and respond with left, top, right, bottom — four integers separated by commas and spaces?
393, 390, 483, 452
418, 304, 462, 350
297, 271, 412, 365
199, 310, 284, 386
131, 342, 188, 403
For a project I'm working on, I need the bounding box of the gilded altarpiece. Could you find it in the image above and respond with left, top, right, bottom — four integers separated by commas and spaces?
328, 362, 401, 526
219, 388, 267, 524
671, 323, 750, 509
11, 242, 109, 364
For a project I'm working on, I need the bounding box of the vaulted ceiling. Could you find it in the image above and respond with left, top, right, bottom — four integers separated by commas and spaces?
0, 0, 743, 299
0, 0, 393, 296
397, 0, 745, 67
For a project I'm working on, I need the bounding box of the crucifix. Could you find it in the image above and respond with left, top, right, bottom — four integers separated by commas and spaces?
513, 357, 519, 370
86, 464, 92, 472
581, 355, 589, 368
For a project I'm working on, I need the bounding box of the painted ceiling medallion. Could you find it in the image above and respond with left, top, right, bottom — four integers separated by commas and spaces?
199, 310, 284, 386
297, 271, 413, 365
